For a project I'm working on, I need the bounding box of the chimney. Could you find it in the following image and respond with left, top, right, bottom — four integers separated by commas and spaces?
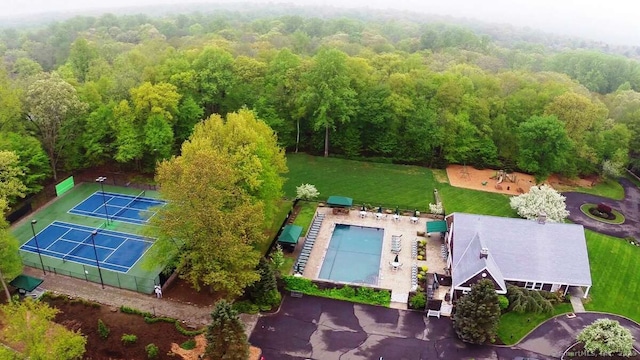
537, 212, 547, 224
480, 247, 489, 259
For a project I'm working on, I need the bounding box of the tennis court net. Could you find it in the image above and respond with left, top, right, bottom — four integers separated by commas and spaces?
112, 190, 146, 218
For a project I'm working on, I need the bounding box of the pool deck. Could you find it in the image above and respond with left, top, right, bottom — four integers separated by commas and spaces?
301, 207, 448, 309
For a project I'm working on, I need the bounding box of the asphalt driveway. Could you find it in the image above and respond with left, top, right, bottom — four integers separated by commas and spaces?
563, 178, 640, 239
251, 295, 640, 359
250, 294, 548, 360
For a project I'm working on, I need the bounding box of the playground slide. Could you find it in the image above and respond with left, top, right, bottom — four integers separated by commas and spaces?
497, 175, 503, 184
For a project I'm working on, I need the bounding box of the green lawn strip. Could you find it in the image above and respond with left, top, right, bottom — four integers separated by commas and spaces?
583, 230, 640, 323
292, 201, 317, 235
579, 204, 625, 224
279, 256, 295, 275
438, 185, 516, 217
498, 303, 574, 345
571, 179, 624, 200
285, 154, 436, 210
257, 200, 294, 255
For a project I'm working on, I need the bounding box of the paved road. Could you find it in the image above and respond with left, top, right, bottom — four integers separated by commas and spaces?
251, 295, 640, 360
564, 178, 640, 239
250, 294, 548, 360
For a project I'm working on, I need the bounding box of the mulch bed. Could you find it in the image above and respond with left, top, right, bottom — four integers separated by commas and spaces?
45, 296, 193, 360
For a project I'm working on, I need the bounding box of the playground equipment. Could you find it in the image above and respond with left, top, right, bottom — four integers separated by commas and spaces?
491, 170, 516, 184
459, 164, 470, 179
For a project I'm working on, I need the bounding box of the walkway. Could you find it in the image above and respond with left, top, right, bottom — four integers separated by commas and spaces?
563, 178, 640, 240
22, 266, 259, 337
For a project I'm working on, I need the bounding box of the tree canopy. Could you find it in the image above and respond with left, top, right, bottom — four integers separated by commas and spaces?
146, 109, 287, 296
509, 185, 570, 223
577, 318, 634, 357
452, 279, 501, 344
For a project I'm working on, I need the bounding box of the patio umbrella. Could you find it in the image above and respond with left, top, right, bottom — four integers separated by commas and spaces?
395, 207, 400, 215
414, 209, 418, 217
378, 206, 383, 213
393, 254, 399, 263
361, 205, 366, 211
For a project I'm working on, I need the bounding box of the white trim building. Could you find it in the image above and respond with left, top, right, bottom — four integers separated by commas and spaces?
445, 213, 592, 299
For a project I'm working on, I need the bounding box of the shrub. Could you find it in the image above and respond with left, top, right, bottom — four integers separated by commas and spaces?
409, 292, 426, 309
497, 295, 509, 311
597, 203, 612, 214
421, 265, 428, 272
506, 285, 553, 314
180, 339, 196, 350
339, 286, 356, 298
97, 319, 110, 339
121, 334, 138, 345
145, 343, 159, 359
259, 289, 282, 308
578, 319, 634, 356
232, 300, 260, 314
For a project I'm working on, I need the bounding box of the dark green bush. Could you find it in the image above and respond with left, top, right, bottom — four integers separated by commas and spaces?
121, 334, 137, 345
145, 343, 159, 359
180, 339, 196, 350
232, 300, 260, 314
338, 285, 356, 298
409, 292, 426, 309
97, 319, 110, 339
175, 322, 205, 336
119, 306, 153, 318
259, 289, 282, 308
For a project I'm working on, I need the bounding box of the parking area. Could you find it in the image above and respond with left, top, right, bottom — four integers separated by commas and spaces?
250, 294, 549, 360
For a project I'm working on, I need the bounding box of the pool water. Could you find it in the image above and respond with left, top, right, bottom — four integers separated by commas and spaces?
318, 224, 383, 285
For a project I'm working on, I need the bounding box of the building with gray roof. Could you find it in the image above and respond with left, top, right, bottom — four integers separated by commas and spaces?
445, 213, 592, 299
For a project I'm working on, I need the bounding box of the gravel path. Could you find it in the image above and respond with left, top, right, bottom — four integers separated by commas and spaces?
563, 178, 640, 240
23, 266, 259, 337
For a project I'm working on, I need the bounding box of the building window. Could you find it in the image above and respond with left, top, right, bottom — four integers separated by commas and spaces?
525, 282, 543, 290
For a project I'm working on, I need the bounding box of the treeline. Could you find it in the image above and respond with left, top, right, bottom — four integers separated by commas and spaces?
1, 6, 640, 206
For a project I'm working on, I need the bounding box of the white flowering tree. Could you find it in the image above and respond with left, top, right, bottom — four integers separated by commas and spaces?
509, 184, 569, 222
601, 159, 623, 179
295, 183, 319, 200
577, 319, 634, 357
429, 202, 443, 215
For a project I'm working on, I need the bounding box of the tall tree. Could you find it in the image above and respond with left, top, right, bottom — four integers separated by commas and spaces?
301, 48, 356, 157
25, 72, 86, 180
0, 200, 22, 302
146, 109, 286, 296
452, 279, 501, 344
0, 151, 28, 205
0, 133, 51, 196
0, 298, 86, 359
0, 68, 23, 133
205, 300, 249, 360
516, 115, 572, 180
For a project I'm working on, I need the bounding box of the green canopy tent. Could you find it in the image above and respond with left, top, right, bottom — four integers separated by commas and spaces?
426, 220, 448, 234
326, 196, 353, 208
278, 224, 303, 245
9, 274, 43, 292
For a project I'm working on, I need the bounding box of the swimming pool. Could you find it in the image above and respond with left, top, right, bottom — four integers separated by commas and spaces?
318, 224, 383, 285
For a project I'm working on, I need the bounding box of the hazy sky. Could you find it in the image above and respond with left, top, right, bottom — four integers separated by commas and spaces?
1, 0, 638, 46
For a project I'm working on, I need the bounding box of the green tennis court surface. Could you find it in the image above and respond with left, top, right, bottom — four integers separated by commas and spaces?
13, 182, 166, 293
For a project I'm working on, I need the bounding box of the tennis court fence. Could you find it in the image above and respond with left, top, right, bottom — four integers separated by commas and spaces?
21, 259, 159, 294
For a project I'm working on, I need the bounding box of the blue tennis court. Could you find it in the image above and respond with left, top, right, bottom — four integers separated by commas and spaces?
20, 221, 153, 273
319, 224, 384, 285
69, 191, 166, 225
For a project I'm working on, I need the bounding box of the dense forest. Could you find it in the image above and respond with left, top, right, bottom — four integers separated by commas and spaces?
2, 4, 640, 207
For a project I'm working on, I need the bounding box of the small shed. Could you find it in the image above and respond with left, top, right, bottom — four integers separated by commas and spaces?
278, 224, 303, 246
427, 220, 448, 234
9, 274, 44, 293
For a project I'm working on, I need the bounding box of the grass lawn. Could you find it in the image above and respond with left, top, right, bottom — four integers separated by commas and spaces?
497, 303, 574, 345
258, 199, 294, 255
438, 185, 516, 218
571, 179, 625, 200
292, 201, 318, 235
285, 154, 437, 210
285, 154, 517, 217
583, 230, 640, 323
